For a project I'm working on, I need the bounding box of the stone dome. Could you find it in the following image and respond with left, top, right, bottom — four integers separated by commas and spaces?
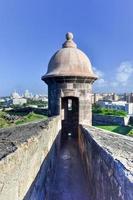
42, 32, 97, 80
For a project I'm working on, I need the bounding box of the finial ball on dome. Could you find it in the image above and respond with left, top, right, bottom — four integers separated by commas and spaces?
66, 32, 73, 40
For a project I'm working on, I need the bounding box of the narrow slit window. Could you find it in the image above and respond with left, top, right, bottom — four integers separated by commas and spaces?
68, 133, 72, 137
68, 99, 72, 111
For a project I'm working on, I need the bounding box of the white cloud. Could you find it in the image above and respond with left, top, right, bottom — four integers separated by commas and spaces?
93, 61, 133, 92
110, 81, 118, 87
96, 78, 107, 87
116, 61, 133, 86
93, 67, 107, 88
93, 67, 104, 78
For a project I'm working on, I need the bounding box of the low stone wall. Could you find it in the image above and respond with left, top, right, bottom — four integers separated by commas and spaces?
24, 131, 61, 200
0, 115, 133, 200
0, 116, 61, 200
9, 107, 48, 116
79, 125, 133, 200
92, 113, 130, 126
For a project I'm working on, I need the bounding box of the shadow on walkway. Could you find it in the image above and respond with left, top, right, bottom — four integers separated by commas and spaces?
49, 137, 90, 200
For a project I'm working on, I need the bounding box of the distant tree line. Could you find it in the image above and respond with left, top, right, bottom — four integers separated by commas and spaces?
26, 99, 48, 108
92, 104, 127, 117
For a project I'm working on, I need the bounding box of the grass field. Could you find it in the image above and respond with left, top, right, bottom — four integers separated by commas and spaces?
95, 125, 133, 136
15, 112, 47, 125
0, 111, 47, 128
92, 105, 127, 117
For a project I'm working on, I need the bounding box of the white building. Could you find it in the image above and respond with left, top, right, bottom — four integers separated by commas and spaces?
33, 94, 48, 102
0, 98, 5, 103
24, 90, 33, 99
97, 100, 133, 115
12, 98, 27, 105
11, 91, 27, 105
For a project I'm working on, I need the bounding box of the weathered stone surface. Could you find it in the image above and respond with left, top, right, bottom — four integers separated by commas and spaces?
24, 132, 61, 200
42, 33, 97, 126
42, 32, 97, 79
46, 77, 93, 125
0, 114, 133, 200
79, 125, 133, 200
48, 138, 91, 200
0, 117, 61, 200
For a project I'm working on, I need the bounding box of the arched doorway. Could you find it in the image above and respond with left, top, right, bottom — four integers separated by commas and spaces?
61, 97, 79, 140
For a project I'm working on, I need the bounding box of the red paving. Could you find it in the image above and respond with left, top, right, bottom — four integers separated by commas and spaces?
49, 138, 90, 200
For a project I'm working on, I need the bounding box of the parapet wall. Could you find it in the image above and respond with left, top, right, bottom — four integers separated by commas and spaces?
0, 116, 133, 200
0, 117, 61, 200
79, 125, 133, 200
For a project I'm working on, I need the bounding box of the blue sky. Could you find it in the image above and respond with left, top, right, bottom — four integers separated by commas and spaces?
0, 0, 133, 96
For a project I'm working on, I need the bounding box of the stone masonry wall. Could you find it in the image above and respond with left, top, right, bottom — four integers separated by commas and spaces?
92, 113, 130, 126
78, 125, 133, 200
0, 116, 61, 200
24, 130, 61, 200
48, 78, 92, 125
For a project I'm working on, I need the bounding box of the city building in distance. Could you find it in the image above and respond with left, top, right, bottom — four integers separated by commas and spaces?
0, 90, 48, 109
92, 92, 133, 115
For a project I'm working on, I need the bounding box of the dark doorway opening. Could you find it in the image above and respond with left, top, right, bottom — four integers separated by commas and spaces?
61, 97, 79, 140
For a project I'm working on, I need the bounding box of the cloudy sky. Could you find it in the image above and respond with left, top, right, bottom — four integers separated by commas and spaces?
0, 0, 133, 96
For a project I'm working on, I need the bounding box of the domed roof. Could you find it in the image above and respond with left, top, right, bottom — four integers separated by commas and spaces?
42, 32, 97, 80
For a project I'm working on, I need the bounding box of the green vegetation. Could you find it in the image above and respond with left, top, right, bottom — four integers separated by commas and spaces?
0, 111, 11, 128
15, 112, 47, 125
10, 100, 48, 109
26, 99, 48, 108
0, 110, 47, 128
128, 129, 133, 137
0, 117, 11, 128
92, 104, 133, 137
0, 102, 5, 109
92, 104, 127, 117
95, 125, 133, 136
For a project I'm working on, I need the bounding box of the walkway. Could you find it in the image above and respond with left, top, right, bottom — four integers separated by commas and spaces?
49, 138, 90, 200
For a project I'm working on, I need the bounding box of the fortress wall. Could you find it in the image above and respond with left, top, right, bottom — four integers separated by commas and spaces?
92, 113, 130, 126
0, 115, 133, 200
10, 107, 48, 116
0, 116, 61, 200
79, 125, 133, 200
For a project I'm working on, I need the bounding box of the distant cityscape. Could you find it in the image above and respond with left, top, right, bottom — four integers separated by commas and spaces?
0, 90, 48, 110
92, 92, 133, 115
1, 91, 133, 115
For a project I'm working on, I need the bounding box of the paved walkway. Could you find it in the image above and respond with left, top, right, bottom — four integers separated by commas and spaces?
49, 138, 90, 200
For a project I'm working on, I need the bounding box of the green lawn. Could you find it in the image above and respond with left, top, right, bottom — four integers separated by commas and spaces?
0, 111, 48, 128
15, 112, 47, 125
95, 125, 133, 136
92, 105, 127, 117
0, 111, 10, 128
0, 117, 11, 128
